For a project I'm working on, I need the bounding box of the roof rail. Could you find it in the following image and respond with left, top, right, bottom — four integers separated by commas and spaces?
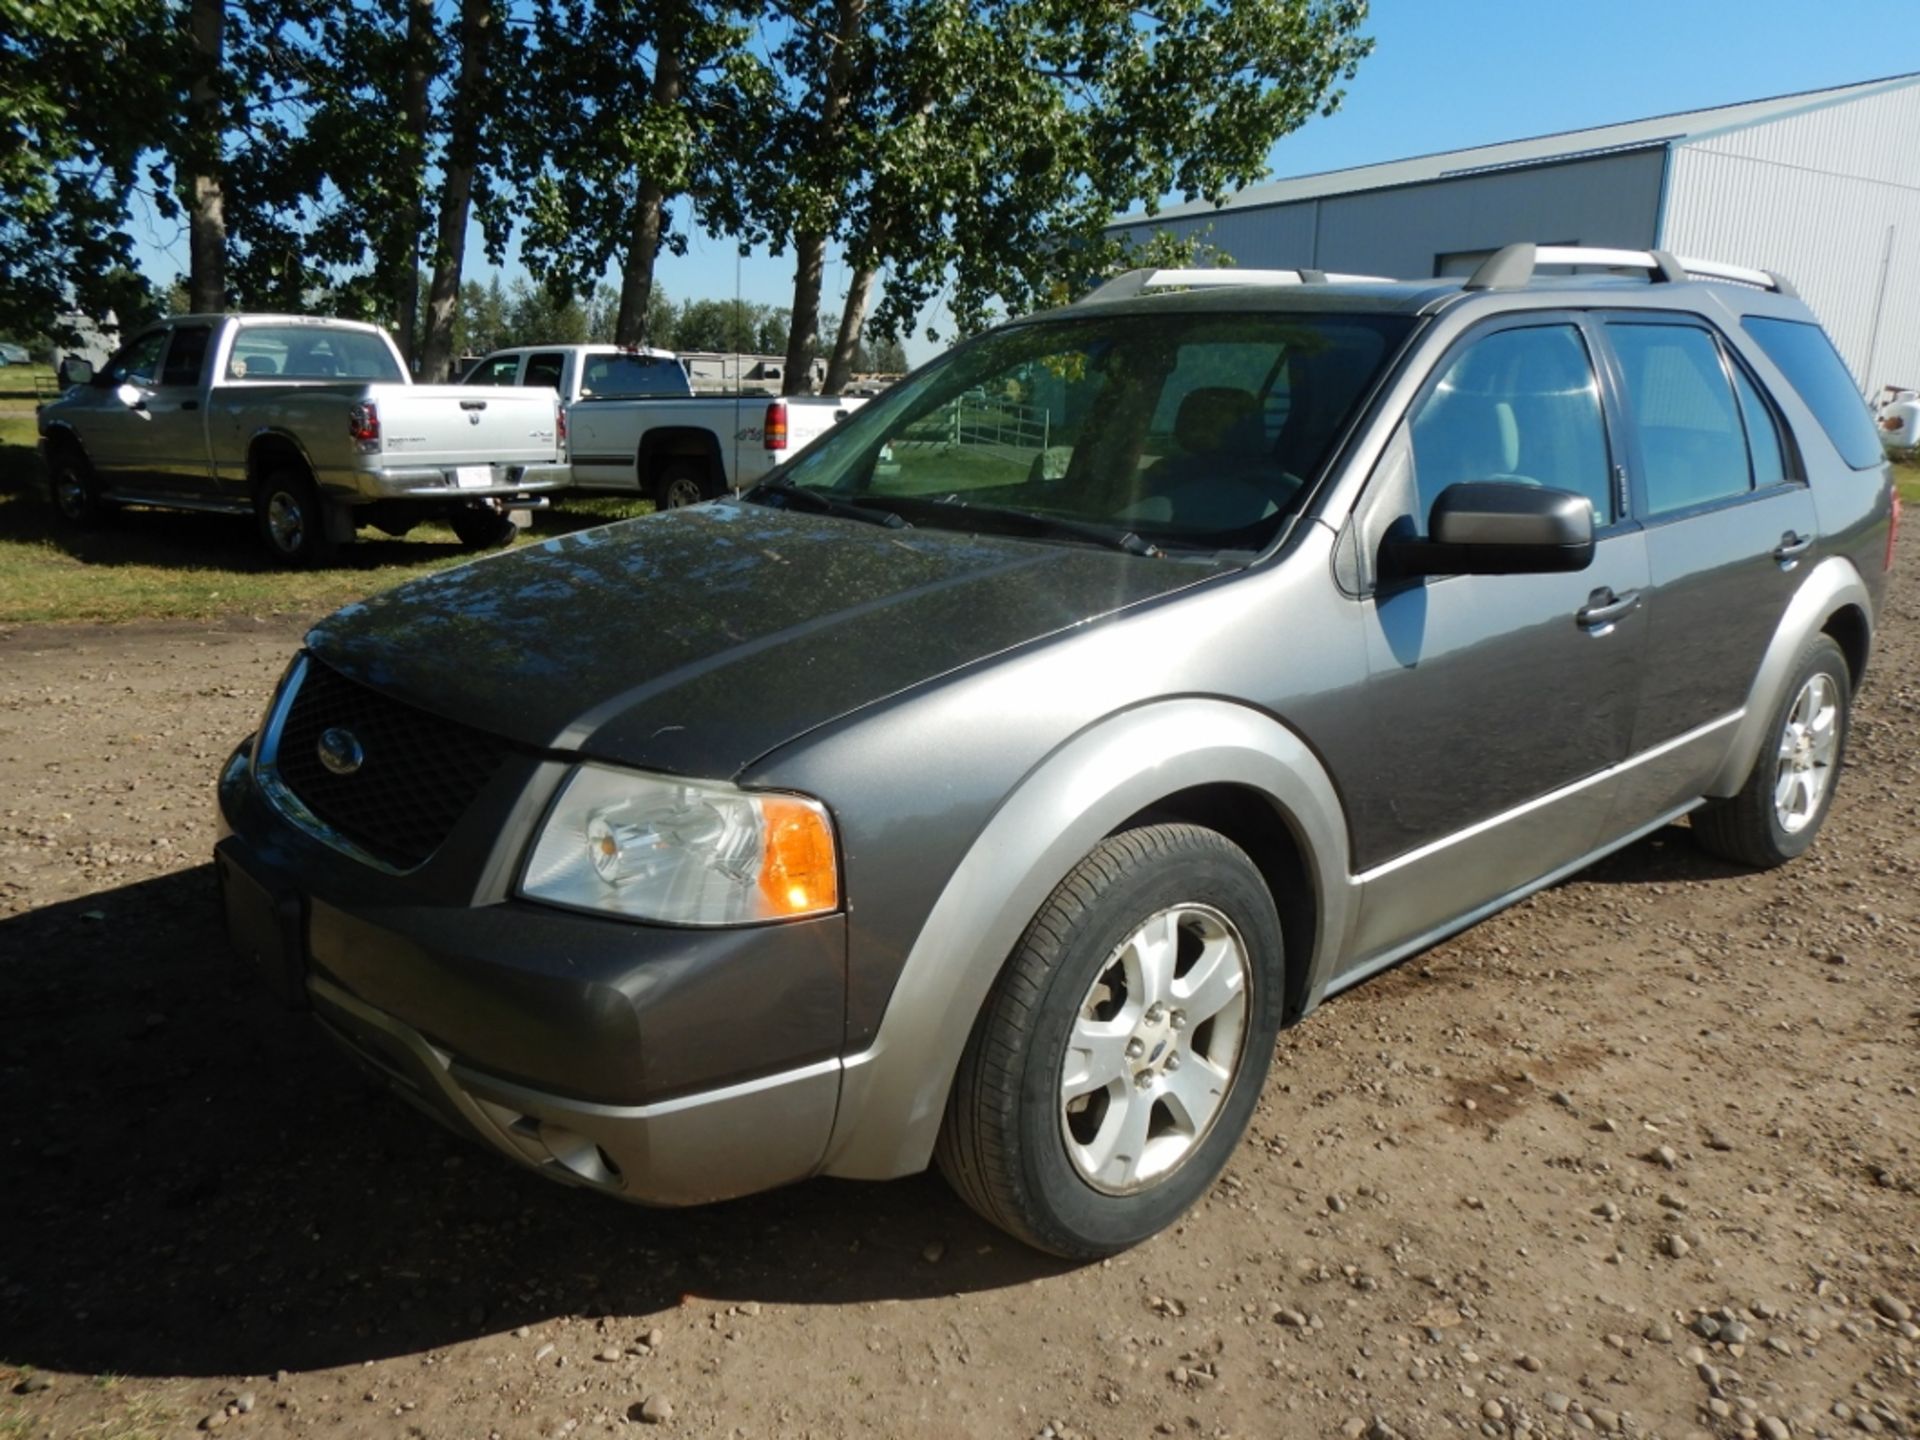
1076, 266, 1392, 305
1462, 242, 1798, 297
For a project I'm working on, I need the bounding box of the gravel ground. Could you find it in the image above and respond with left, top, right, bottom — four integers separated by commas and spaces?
0, 559, 1916, 1440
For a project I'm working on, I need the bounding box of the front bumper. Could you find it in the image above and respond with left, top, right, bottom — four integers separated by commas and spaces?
215, 742, 849, 1206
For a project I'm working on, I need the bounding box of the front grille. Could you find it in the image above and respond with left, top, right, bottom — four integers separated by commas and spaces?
271, 658, 511, 869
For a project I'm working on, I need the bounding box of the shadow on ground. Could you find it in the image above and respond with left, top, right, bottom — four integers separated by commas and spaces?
0, 438, 646, 576
0, 869, 1059, 1381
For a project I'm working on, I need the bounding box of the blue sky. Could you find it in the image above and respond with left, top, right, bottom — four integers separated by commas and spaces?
129, 0, 1920, 361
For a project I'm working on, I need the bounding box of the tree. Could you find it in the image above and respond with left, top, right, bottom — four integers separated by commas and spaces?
514, 0, 767, 347
0, 0, 176, 339
417, 0, 500, 380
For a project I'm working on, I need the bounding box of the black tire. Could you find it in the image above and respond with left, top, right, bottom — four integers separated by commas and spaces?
653, 458, 714, 510
935, 824, 1285, 1259
447, 500, 519, 551
255, 469, 338, 567
47, 446, 113, 528
1693, 634, 1851, 869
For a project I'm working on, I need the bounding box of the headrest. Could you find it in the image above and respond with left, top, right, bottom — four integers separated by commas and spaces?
1174, 386, 1260, 454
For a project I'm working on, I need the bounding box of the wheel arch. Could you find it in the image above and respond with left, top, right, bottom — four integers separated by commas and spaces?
1706, 555, 1873, 797
246, 428, 318, 489
637, 427, 725, 493
820, 698, 1354, 1182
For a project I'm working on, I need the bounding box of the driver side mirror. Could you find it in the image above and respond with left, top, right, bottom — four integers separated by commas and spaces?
1385, 481, 1595, 576
58, 357, 94, 388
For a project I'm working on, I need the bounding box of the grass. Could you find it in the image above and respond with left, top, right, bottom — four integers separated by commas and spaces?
1892, 449, 1920, 504
0, 400, 653, 625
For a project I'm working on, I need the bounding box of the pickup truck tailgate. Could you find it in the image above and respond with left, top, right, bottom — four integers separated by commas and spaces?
379, 385, 562, 464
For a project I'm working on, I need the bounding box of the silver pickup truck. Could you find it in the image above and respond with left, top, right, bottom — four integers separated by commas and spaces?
38, 314, 569, 564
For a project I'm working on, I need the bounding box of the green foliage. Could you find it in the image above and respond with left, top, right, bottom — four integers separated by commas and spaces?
671, 298, 788, 354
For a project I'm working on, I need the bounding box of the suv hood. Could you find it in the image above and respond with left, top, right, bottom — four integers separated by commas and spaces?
307, 501, 1232, 776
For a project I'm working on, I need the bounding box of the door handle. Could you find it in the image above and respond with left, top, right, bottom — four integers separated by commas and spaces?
1773, 531, 1813, 564
1576, 587, 1641, 632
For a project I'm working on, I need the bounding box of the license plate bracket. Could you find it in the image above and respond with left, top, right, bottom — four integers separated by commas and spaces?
217, 843, 308, 1009
453, 465, 493, 489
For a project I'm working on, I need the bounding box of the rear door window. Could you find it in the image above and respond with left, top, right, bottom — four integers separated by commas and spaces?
523, 352, 566, 390
1742, 316, 1882, 469
465, 355, 522, 385
1607, 322, 1752, 516
160, 325, 213, 388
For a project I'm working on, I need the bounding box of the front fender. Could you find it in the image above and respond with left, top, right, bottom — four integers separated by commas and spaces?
820, 697, 1352, 1181
1705, 554, 1872, 797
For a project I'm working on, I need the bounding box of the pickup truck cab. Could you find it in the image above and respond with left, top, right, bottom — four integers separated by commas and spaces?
39, 314, 569, 564
462, 343, 862, 509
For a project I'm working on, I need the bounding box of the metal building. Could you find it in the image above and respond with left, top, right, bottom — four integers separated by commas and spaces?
1110, 73, 1920, 398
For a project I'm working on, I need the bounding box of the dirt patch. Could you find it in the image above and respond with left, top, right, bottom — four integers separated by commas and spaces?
1, 571, 1918, 1439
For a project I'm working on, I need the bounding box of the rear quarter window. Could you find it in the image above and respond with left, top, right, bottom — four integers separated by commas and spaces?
1741, 317, 1883, 470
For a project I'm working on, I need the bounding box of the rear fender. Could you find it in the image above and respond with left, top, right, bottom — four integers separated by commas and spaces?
820, 698, 1352, 1181
1705, 554, 1871, 796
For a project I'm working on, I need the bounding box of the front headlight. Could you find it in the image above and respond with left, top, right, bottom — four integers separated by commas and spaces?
519, 764, 839, 925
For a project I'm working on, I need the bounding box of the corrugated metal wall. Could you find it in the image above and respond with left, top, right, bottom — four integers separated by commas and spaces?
1663, 82, 1920, 396
1111, 150, 1665, 281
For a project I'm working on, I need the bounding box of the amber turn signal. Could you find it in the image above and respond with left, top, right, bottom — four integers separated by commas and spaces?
758, 797, 839, 916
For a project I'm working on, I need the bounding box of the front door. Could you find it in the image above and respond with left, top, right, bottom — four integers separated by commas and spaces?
1333, 317, 1651, 965
80, 327, 170, 485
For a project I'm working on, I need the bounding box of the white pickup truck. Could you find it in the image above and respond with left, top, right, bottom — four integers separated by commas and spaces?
463, 344, 863, 508
38, 313, 568, 564
1875, 385, 1919, 451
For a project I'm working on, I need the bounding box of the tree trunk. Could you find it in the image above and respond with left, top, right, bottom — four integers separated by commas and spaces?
418, 0, 493, 381
388, 0, 434, 366
183, 0, 226, 312
821, 260, 877, 395
615, 15, 684, 347
782, 0, 865, 396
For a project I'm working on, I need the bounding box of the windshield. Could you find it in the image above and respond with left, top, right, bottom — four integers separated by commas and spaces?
760, 309, 1413, 551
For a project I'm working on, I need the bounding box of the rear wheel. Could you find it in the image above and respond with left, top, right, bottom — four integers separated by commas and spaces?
255, 469, 338, 567
653, 459, 713, 510
935, 824, 1284, 1258
447, 499, 519, 551
1693, 634, 1851, 868
48, 447, 113, 528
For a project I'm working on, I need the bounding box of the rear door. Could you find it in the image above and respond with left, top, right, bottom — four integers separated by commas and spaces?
1595, 313, 1819, 818
1337, 315, 1651, 963
145, 323, 216, 493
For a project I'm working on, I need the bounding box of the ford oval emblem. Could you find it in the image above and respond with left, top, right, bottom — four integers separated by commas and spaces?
317, 726, 365, 776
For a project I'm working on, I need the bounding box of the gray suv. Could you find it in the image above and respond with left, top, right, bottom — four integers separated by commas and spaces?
216, 244, 1895, 1258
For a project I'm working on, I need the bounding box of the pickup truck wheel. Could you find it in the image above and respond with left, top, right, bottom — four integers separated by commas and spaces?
49, 449, 113, 528
256, 470, 337, 567
1693, 634, 1851, 869
935, 824, 1284, 1259
448, 501, 520, 550
654, 460, 712, 510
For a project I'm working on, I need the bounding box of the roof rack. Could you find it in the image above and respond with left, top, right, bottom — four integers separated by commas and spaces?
1075, 266, 1392, 305
1462, 243, 1797, 297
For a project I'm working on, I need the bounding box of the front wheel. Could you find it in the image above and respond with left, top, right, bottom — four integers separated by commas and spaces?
255, 470, 338, 567
48, 448, 113, 528
936, 824, 1285, 1259
1693, 633, 1851, 868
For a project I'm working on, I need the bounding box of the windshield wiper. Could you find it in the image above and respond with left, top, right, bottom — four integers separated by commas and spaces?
750, 479, 911, 530
887, 497, 1163, 558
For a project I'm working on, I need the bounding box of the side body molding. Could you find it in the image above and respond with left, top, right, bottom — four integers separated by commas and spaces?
820, 698, 1352, 1181
1705, 555, 1872, 797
